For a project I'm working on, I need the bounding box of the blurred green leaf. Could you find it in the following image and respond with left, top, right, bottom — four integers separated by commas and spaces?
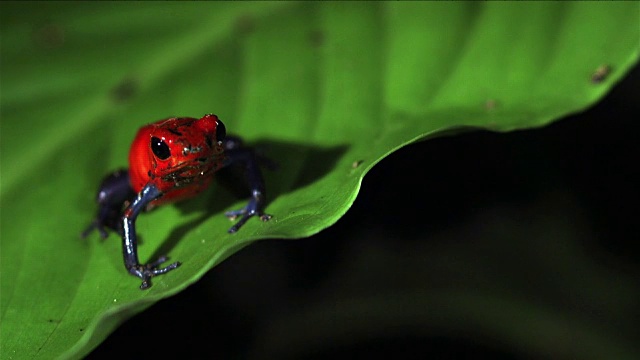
0, 2, 638, 359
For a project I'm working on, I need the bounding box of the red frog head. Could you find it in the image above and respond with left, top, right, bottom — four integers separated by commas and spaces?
128, 114, 226, 205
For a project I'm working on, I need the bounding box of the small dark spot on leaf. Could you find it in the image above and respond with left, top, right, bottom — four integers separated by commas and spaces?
485, 99, 498, 111
591, 64, 612, 83
111, 77, 138, 102
234, 14, 255, 36
32, 23, 65, 49
79, 328, 84, 332
308, 30, 324, 47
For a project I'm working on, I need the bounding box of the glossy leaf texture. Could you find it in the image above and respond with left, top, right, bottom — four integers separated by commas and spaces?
0, 2, 638, 359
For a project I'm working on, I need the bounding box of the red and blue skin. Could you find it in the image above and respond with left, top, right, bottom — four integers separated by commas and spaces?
82, 114, 271, 290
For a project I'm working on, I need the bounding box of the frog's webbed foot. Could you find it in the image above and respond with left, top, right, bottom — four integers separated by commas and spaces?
127, 257, 181, 290
81, 220, 110, 239
81, 209, 123, 239
225, 190, 272, 233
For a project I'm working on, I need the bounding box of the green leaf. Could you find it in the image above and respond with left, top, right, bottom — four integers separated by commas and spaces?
1, 2, 637, 359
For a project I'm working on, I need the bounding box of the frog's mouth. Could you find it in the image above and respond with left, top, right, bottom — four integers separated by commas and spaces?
159, 159, 220, 188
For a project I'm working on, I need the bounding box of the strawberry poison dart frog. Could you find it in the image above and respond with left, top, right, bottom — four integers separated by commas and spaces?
82, 114, 271, 289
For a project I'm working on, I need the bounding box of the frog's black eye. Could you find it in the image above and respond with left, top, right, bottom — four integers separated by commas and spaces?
151, 137, 171, 160
215, 119, 226, 143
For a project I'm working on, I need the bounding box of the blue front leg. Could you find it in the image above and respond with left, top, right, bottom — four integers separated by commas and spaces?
122, 183, 181, 289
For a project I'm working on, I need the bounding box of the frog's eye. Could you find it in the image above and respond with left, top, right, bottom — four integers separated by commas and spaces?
215, 119, 226, 143
151, 137, 171, 160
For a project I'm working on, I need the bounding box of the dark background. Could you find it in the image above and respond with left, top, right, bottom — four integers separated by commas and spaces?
90, 64, 639, 359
